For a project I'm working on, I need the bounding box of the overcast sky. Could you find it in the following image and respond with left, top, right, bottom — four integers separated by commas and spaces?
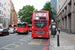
12, 0, 50, 13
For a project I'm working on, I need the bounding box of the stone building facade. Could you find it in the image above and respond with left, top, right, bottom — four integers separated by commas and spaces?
57, 0, 75, 33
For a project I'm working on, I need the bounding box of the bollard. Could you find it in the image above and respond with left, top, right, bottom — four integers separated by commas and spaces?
57, 35, 59, 47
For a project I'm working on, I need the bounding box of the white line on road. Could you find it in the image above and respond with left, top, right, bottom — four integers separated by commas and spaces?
3, 47, 10, 50
0, 42, 15, 49
19, 39, 25, 41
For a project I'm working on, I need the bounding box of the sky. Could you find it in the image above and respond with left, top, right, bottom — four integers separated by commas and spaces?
12, 0, 50, 13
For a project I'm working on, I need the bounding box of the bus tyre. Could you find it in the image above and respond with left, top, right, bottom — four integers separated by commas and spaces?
27, 30, 29, 34
7, 33, 9, 35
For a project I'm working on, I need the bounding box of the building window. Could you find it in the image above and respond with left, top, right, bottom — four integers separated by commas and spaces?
8, 9, 10, 12
8, 15, 9, 17
0, 3, 1, 7
2, 18, 3, 23
2, 4, 3, 7
59, 0, 60, 3
4, 7, 6, 11
0, 18, 1, 23
4, 20, 6, 28
4, 14, 6, 17
8, 3, 10, 6
0, 10, 1, 14
4, 2, 6, 5
2, 11, 3, 15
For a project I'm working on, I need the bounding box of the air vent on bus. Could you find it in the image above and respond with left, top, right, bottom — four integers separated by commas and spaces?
34, 20, 47, 28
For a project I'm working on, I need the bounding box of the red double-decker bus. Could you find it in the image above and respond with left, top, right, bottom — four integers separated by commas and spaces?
16, 22, 29, 34
32, 11, 49, 38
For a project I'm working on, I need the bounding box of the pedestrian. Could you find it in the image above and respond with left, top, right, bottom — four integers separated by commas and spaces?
51, 25, 56, 38
58, 27, 60, 34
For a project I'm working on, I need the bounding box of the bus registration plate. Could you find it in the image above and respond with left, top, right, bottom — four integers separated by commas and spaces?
21, 31, 23, 32
38, 36, 42, 37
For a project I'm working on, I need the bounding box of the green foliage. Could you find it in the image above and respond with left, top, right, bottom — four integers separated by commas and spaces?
18, 5, 36, 24
41, 1, 56, 24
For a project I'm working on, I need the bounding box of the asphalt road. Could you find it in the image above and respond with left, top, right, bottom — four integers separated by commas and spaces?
0, 32, 50, 50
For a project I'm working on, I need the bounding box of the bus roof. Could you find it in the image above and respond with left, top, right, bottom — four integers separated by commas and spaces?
33, 11, 49, 12
18, 22, 28, 24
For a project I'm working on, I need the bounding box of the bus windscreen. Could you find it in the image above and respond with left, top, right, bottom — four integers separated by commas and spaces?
35, 13, 47, 16
18, 24, 26, 27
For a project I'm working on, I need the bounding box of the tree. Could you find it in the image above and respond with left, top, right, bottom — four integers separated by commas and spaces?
18, 5, 36, 24
41, 1, 56, 24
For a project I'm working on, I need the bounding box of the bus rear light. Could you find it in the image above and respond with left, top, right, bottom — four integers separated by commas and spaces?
17, 27, 18, 28
32, 27, 33, 28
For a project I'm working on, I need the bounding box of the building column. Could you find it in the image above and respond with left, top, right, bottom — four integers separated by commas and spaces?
62, 19, 63, 29
67, 16, 69, 33
64, 18, 65, 29
61, 19, 63, 29
71, 13, 75, 33
71, 0, 75, 33
60, 14, 62, 29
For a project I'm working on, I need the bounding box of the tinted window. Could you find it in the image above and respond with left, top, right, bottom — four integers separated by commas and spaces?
9, 25, 13, 27
18, 24, 26, 27
34, 21, 47, 28
14, 25, 16, 27
28, 26, 32, 28
3, 29, 8, 31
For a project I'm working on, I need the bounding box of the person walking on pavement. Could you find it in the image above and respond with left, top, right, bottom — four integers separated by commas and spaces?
58, 27, 60, 34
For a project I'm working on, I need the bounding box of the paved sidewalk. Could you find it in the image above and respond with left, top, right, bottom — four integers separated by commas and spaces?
50, 31, 75, 50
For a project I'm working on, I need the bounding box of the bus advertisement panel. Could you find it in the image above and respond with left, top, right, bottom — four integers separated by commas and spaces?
32, 11, 49, 38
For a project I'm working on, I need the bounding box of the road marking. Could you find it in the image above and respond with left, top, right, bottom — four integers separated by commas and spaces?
0, 42, 15, 49
3, 48, 10, 49
25, 40, 27, 42
28, 39, 29, 40
28, 39, 43, 45
19, 39, 25, 41
43, 39, 49, 50
11, 49, 13, 50
21, 43, 23, 44
16, 45, 19, 48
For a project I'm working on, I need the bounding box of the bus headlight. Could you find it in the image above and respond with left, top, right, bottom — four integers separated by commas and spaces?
35, 17, 39, 20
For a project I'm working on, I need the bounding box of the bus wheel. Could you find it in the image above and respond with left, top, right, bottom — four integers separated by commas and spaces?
18, 33, 20, 34
27, 31, 29, 34
7, 33, 9, 35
